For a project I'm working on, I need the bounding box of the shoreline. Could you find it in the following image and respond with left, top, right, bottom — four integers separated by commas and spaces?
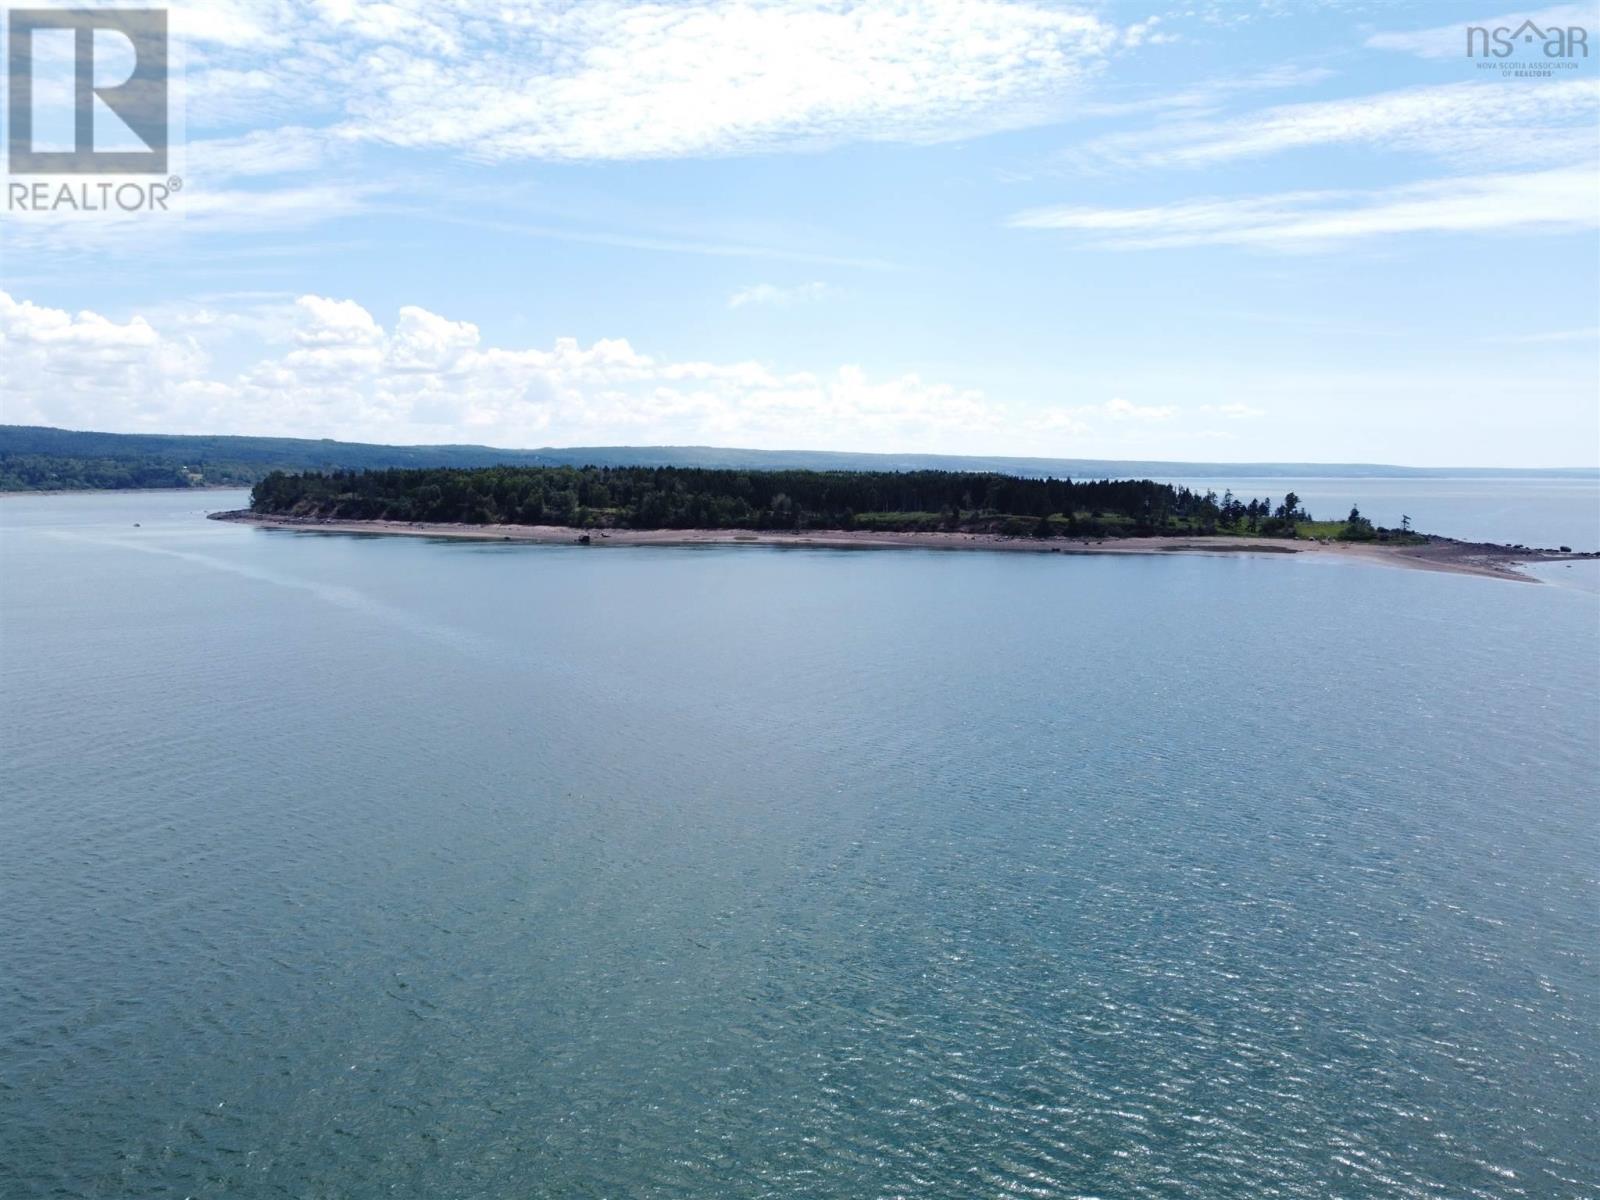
1, 485, 244, 497
209, 510, 1596, 582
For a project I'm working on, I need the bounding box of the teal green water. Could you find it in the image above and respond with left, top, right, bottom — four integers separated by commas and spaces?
2, 490, 1597, 1199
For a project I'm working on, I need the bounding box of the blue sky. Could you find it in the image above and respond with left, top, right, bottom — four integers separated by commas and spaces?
2, 0, 1597, 465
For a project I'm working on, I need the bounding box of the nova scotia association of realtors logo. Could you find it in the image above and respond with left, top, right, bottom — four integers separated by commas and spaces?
5, 7, 181, 214
1467, 18, 1591, 76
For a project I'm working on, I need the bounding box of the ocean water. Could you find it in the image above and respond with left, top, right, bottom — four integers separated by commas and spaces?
2, 489, 1597, 1200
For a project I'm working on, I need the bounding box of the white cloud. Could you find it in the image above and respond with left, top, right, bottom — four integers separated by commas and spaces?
1066, 80, 1600, 171
1039, 397, 1180, 430
0, 290, 1005, 450
0, 293, 211, 432
172, 0, 295, 50
728, 282, 830, 308
293, 295, 384, 345
1009, 166, 1600, 249
389, 305, 480, 371
1121, 16, 1178, 49
187, 127, 339, 180
1074, 66, 1338, 121
1365, 5, 1595, 59
3, 291, 1242, 453
172, 0, 1131, 163
0, 178, 383, 259
1, 294, 160, 358
1201, 402, 1266, 419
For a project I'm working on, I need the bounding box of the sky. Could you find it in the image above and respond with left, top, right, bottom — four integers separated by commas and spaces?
1, 0, 1597, 466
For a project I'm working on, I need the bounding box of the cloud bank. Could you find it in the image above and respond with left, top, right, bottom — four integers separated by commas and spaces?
1010, 166, 1600, 250
1, 290, 1003, 450
176, 0, 1129, 161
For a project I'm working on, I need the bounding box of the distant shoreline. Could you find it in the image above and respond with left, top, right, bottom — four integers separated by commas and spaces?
0, 485, 243, 497
209, 510, 1595, 582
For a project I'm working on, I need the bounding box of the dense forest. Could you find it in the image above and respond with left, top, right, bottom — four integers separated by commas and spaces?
0, 454, 261, 491
249, 464, 1415, 541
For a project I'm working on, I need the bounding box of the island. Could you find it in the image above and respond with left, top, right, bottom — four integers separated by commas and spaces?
211, 465, 1596, 582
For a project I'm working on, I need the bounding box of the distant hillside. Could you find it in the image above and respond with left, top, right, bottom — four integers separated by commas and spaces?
2, 425, 1594, 492
0, 426, 568, 490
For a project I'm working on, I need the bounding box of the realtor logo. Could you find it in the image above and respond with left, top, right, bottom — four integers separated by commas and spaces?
7, 8, 168, 174
1466, 19, 1590, 60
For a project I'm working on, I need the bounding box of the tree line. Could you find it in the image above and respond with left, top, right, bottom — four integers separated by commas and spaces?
248, 465, 1378, 539
0, 454, 262, 491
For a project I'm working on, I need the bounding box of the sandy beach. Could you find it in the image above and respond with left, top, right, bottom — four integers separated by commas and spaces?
208, 510, 1595, 582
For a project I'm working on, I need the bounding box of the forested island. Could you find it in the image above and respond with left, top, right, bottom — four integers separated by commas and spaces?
246, 465, 1412, 543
